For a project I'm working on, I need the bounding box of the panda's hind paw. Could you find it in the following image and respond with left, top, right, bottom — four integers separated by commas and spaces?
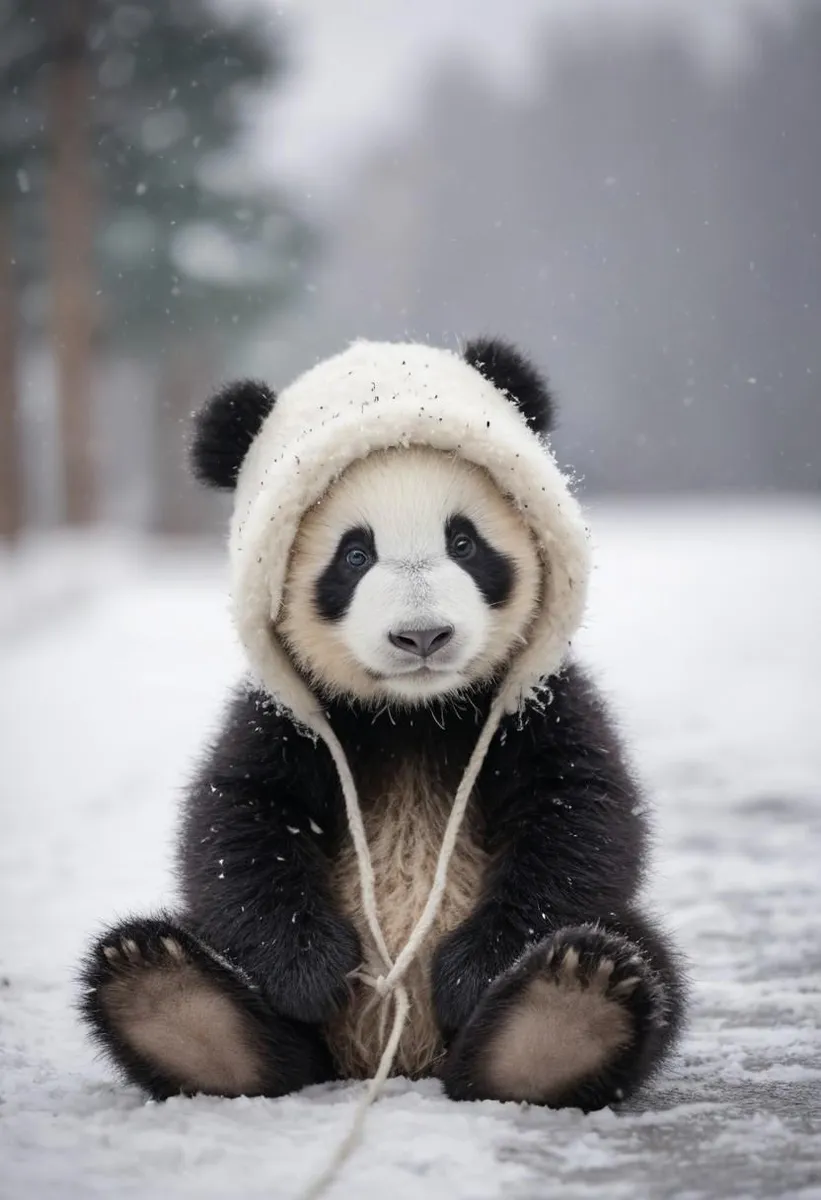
442, 924, 670, 1110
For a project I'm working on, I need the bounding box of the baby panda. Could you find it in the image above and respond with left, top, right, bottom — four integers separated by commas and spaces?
79, 337, 686, 1111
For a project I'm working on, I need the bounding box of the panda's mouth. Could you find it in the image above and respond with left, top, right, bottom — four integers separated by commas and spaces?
365, 662, 461, 683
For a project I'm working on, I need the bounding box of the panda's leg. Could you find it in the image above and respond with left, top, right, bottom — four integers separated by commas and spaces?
441, 914, 685, 1111
78, 914, 334, 1100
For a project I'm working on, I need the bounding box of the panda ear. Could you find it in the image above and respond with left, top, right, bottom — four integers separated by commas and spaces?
463, 338, 556, 434
190, 380, 277, 490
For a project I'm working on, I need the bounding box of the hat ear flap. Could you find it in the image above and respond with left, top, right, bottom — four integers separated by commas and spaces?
190, 380, 276, 490
463, 337, 556, 435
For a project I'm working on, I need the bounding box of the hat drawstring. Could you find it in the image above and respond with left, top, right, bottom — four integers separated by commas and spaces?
298, 690, 509, 1200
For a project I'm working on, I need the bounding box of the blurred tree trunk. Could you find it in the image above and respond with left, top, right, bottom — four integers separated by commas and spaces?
0, 208, 24, 542
47, 0, 97, 526
152, 342, 214, 537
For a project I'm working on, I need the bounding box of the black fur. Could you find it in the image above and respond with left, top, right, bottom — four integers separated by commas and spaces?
190, 379, 276, 490
464, 337, 556, 435
177, 701, 362, 1025
445, 514, 514, 608
79, 664, 685, 1103
314, 526, 377, 622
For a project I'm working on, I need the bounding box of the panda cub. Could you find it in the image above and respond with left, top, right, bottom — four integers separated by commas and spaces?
79, 337, 685, 1111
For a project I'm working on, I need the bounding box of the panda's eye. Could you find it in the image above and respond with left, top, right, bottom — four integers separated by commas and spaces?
450, 532, 476, 559
345, 546, 371, 570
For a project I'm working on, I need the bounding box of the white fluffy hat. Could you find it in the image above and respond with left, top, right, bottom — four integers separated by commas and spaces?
192, 337, 592, 727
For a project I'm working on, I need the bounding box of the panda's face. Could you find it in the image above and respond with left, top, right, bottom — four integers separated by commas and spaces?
277, 447, 542, 705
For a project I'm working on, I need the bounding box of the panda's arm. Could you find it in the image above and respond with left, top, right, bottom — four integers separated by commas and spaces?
177, 686, 361, 1025
432, 663, 647, 1035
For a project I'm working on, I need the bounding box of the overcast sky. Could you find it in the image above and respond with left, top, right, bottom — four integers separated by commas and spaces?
227, 0, 794, 203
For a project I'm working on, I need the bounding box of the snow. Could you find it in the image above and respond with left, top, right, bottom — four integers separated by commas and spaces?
2, 502, 821, 1199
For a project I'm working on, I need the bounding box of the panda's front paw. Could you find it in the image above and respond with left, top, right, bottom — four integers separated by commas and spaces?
431, 911, 525, 1037
261, 912, 362, 1024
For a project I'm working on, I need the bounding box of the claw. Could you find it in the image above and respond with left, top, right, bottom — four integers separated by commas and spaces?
612, 976, 641, 997
559, 947, 580, 976
593, 958, 615, 984
160, 937, 185, 962
121, 938, 142, 962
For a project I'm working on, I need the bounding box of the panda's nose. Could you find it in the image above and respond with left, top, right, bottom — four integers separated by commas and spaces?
388, 626, 454, 658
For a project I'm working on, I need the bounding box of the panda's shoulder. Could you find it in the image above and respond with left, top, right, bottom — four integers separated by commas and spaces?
498, 660, 625, 763
541, 660, 616, 732
204, 680, 327, 783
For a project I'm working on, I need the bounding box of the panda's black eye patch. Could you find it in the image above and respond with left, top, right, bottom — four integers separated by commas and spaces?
445, 515, 514, 608
315, 526, 377, 621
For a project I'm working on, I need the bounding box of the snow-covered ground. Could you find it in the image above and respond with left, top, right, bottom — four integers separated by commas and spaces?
2, 502, 820, 1200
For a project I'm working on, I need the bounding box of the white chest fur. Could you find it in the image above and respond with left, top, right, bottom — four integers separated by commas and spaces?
324, 760, 488, 1079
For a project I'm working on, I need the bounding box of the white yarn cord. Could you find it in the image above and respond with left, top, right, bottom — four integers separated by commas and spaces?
318, 717, 394, 974
298, 691, 508, 1200
299, 984, 410, 1200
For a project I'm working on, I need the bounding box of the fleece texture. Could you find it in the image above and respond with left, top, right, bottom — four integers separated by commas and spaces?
228, 339, 591, 726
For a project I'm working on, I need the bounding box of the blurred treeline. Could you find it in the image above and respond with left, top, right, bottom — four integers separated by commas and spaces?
268, 5, 821, 496
0, 0, 310, 541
